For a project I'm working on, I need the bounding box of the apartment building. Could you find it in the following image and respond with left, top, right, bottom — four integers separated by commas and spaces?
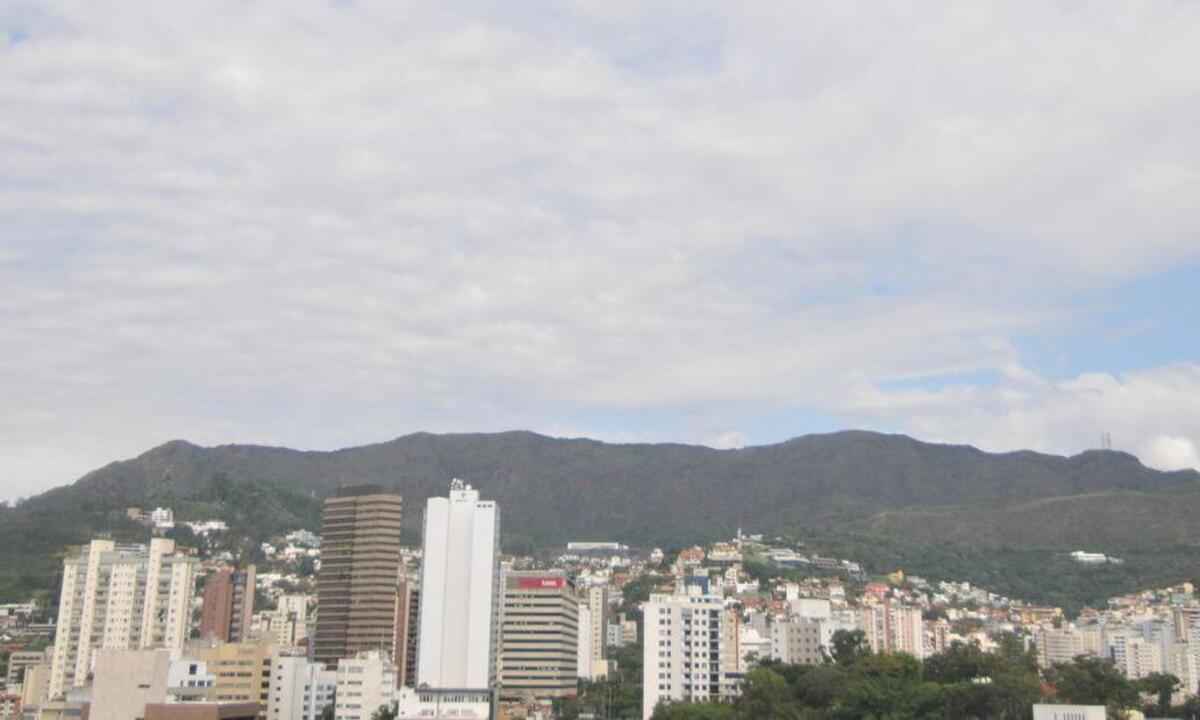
334, 651, 396, 720
585, 586, 607, 679
859, 604, 926, 659
265, 595, 309, 649
642, 589, 741, 720
267, 654, 336, 720
770, 617, 826, 666
49, 538, 199, 699
497, 571, 579, 701
200, 566, 257, 643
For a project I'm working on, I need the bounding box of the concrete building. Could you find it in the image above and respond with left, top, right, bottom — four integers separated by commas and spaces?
19, 663, 50, 712
189, 641, 275, 713
393, 687, 490, 720
1031, 705, 1106, 720
5, 651, 49, 696
416, 480, 500, 692
333, 651, 396, 720
576, 604, 593, 680
584, 587, 607, 679
90, 649, 173, 720
314, 486, 404, 668
393, 580, 420, 689
859, 604, 926, 659
265, 595, 309, 649
642, 589, 741, 720
497, 571, 579, 701
144, 704, 260, 720
1111, 634, 1164, 680
770, 617, 826, 666
1036, 627, 1094, 668
200, 566, 257, 643
738, 626, 770, 672
266, 654, 336, 720
49, 538, 199, 699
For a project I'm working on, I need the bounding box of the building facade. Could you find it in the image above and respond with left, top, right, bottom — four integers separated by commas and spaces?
416, 480, 500, 692
267, 654, 336, 720
200, 566, 257, 643
642, 590, 740, 720
497, 571, 579, 701
333, 651, 396, 720
393, 579, 420, 689
585, 586, 608, 679
189, 641, 276, 715
49, 538, 198, 699
314, 486, 404, 668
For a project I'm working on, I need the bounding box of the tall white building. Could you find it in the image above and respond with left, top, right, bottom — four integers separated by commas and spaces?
49, 538, 198, 699
587, 586, 608, 678
416, 479, 500, 692
577, 604, 594, 680
335, 650, 396, 720
269, 653, 337, 720
642, 589, 741, 720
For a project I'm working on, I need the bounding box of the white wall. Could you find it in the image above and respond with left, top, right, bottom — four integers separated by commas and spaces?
416, 483, 499, 691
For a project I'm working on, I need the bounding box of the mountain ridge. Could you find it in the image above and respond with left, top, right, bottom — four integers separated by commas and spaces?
4, 429, 1199, 609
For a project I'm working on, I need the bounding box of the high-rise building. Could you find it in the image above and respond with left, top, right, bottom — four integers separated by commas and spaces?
267, 653, 336, 720
585, 586, 608, 679
859, 604, 927, 659
416, 479, 500, 692
576, 604, 593, 680
49, 538, 198, 699
314, 485, 404, 667
201, 566, 257, 643
642, 589, 741, 720
497, 571, 579, 701
393, 578, 420, 689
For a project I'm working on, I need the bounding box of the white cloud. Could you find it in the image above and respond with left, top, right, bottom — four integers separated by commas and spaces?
708, 432, 746, 451
1141, 436, 1200, 472
846, 365, 1200, 472
1, 2, 1199, 498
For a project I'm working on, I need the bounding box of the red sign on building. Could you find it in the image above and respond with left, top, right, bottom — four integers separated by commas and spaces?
517, 577, 565, 590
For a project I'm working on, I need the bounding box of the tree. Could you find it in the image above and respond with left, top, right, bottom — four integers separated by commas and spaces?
1046, 656, 1140, 715
1138, 672, 1181, 718
650, 702, 735, 720
829, 629, 871, 667
735, 667, 799, 720
370, 703, 397, 720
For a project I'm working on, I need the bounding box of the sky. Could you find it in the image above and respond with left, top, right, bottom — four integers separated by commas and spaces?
2, 1, 1199, 502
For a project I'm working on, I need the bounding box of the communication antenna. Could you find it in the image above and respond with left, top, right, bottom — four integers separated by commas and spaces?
1101, 432, 1113, 450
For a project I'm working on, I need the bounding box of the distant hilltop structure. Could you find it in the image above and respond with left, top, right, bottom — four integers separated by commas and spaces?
1070, 550, 1123, 565
566, 541, 629, 553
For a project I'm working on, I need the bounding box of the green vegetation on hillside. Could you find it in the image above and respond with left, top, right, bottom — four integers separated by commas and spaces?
3, 430, 1200, 613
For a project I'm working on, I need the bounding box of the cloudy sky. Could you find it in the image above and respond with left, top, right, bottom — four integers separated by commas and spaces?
2, 1, 1199, 501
